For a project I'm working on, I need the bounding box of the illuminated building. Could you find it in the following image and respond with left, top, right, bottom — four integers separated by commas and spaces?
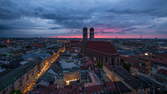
64, 72, 80, 85
0, 57, 42, 94
60, 60, 80, 86
0, 47, 65, 94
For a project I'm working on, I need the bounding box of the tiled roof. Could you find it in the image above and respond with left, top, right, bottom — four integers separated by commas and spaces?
87, 41, 117, 55
32, 43, 44, 47
150, 57, 167, 67
121, 56, 140, 64
158, 54, 167, 58
32, 85, 80, 94
104, 64, 150, 89
70, 40, 81, 47
80, 60, 94, 69
32, 81, 131, 94
158, 69, 167, 76
85, 85, 102, 94
70, 40, 81, 44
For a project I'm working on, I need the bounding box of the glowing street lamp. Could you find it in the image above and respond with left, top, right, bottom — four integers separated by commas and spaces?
144, 53, 149, 56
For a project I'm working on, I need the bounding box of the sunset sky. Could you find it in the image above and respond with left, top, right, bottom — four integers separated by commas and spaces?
0, 0, 167, 38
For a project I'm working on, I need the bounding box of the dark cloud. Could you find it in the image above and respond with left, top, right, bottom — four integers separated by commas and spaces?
0, 0, 167, 37
0, 24, 13, 30
0, 8, 19, 20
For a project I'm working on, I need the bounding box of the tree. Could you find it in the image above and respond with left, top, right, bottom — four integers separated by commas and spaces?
97, 63, 103, 69
123, 63, 131, 72
11, 90, 22, 94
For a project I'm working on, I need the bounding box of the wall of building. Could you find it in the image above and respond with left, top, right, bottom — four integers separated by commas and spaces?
0, 47, 65, 94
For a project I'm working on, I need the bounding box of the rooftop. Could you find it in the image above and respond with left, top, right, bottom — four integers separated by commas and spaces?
0, 57, 42, 91
60, 61, 79, 70
87, 41, 117, 55
31, 82, 131, 94
158, 69, 167, 76
105, 65, 150, 89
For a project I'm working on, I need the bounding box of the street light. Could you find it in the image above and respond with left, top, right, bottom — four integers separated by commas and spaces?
144, 53, 149, 56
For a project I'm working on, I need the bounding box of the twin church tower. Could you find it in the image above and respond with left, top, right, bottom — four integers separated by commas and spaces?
83, 27, 95, 40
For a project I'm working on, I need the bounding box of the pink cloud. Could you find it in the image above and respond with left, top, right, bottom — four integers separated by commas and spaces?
49, 34, 167, 39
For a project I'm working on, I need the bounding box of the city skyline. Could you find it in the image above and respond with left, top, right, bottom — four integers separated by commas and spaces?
0, 26, 167, 94
0, 0, 167, 38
